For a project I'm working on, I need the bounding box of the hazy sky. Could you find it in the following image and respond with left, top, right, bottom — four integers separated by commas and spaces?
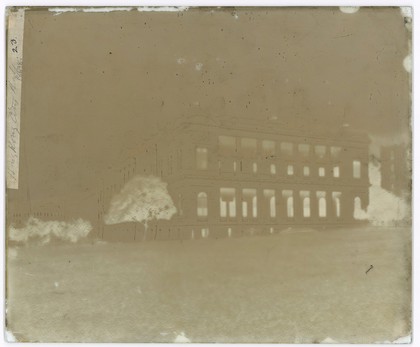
11, 7, 411, 218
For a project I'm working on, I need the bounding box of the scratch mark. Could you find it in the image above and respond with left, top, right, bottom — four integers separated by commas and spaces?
333, 34, 353, 39
365, 265, 374, 274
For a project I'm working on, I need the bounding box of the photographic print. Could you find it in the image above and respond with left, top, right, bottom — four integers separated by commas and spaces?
5, 6, 412, 343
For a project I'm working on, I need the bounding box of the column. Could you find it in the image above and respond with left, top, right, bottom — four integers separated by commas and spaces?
326, 190, 335, 222
310, 190, 317, 222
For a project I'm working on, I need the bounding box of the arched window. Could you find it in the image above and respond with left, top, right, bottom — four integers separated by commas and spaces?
283, 190, 294, 218
317, 191, 327, 218
332, 192, 342, 218
197, 192, 208, 217
319, 197, 327, 217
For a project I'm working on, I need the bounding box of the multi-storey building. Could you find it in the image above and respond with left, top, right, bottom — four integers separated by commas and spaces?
97, 115, 370, 241
380, 144, 410, 197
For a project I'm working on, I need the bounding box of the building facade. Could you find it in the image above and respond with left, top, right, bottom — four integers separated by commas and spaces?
380, 144, 410, 197
97, 116, 370, 241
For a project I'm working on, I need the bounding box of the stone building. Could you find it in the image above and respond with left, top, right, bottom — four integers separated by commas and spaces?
97, 115, 370, 241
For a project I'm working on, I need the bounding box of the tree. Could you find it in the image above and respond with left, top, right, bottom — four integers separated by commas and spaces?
104, 175, 177, 240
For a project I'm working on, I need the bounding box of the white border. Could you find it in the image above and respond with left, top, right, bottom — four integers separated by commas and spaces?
0, 1, 417, 346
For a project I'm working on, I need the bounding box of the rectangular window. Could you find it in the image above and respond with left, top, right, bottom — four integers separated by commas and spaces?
218, 136, 236, 155
220, 199, 227, 217
201, 228, 209, 238
241, 138, 257, 157
353, 160, 361, 178
264, 189, 276, 218
242, 200, 247, 218
315, 145, 327, 158
262, 140, 276, 157
220, 188, 236, 218
252, 162, 258, 173
281, 142, 293, 156
333, 166, 340, 177
196, 147, 208, 170
242, 188, 257, 218
287, 165, 294, 176
319, 167, 325, 177
298, 143, 310, 157
197, 192, 208, 217
303, 166, 310, 176
330, 146, 342, 159
270, 164, 276, 175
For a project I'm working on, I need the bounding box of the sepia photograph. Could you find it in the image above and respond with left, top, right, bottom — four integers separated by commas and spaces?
4, 5, 413, 343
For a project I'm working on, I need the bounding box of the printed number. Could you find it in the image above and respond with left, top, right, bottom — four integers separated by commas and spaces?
11, 39, 18, 53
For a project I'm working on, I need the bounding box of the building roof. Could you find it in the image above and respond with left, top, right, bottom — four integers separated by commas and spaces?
170, 114, 371, 144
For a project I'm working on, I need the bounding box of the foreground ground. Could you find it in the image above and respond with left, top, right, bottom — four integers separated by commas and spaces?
6, 226, 411, 343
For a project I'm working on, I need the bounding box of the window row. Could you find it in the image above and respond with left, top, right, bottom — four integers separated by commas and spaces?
196, 189, 350, 219
217, 135, 344, 159
196, 148, 362, 179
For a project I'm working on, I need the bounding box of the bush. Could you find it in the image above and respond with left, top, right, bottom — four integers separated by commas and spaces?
8, 217, 92, 245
